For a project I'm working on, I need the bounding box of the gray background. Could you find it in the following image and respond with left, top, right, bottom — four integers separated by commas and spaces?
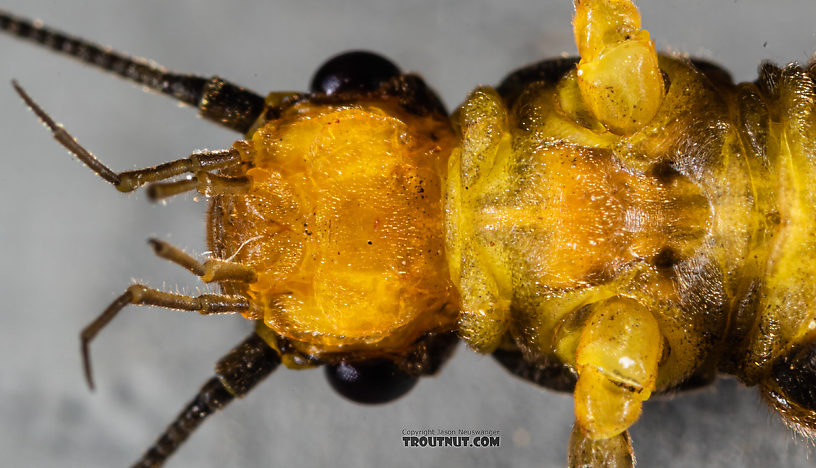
2, 1, 816, 467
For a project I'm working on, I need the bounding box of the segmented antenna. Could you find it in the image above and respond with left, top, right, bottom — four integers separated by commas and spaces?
132, 333, 281, 467
0, 10, 267, 133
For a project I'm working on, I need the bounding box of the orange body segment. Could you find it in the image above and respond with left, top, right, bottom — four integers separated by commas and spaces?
214, 99, 458, 354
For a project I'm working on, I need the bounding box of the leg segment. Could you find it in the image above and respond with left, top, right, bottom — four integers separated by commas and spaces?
492, 346, 577, 394
114, 151, 241, 193
573, 0, 665, 135
761, 331, 816, 439
146, 172, 251, 201
80, 285, 249, 389
132, 333, 282, 468
12, 81, 246, 199
568, 422, 635, 468
563, 297, 659, 467
81, 240, 258, 389
148, 239, 257, 283
571, 297, 662, 440
1, 10, 268, 133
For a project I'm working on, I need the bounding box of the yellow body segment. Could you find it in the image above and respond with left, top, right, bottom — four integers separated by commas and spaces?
447, 0, 816, 453
741, 70, 816, 383
214, 98, 458, 356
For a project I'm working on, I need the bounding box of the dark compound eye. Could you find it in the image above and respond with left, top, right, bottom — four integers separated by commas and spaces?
310, 51, 401, 95
325, 358, 418, 404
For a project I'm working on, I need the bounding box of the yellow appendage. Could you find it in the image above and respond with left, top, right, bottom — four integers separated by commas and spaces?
573, 297, 662, 439
574, 0, 665, 135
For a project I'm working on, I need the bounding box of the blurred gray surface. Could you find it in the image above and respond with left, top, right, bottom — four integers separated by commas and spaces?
2, 1, 816, 467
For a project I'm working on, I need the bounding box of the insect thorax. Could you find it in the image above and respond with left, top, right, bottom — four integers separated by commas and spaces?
447, 54, 816, 392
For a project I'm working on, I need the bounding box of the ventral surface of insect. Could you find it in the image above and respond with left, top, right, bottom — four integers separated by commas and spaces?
2, 1, 816, 468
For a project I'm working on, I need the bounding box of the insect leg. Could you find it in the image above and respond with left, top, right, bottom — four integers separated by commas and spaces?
148, 238, 257, 284
115, 152, 242, 193
132, 333, 282, 468
1, 11, 267, 133
13, 80, 245, 197
760, 331, 816, 439
491, 346, 577, 393
567, 423, 635, 468
80, 286, 249, 390
573, 0, 665, 135
571, 297, 662, 440
146, 172, 251, 201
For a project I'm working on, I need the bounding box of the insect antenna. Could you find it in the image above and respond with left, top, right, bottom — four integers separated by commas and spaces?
12, 80, 120, 184
1, 10, 267, 133
12, 81, 247, 199
131, 333, 282, 467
